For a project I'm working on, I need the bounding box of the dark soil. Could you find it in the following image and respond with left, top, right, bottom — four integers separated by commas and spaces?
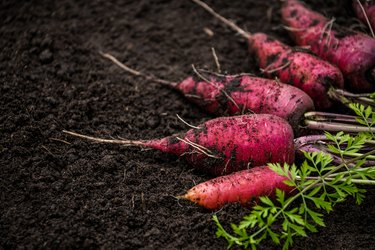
1, 0, 374, 249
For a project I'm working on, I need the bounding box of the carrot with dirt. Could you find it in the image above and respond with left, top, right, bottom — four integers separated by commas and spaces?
190, 0, 344, 110
63, 110, 375, 178
100, 52, 314, 134
281, 0, 375, 92
101, 53, 375, 135
179, 165, 293, 209
63, 114, 295, 176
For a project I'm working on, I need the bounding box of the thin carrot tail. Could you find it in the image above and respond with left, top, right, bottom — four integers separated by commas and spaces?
99, 51, 177, 87
191, 0, 250, 38
175, 194, 189, 200
62, 130, 144, 146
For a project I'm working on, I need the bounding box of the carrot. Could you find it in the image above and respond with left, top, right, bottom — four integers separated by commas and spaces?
179, 166, 293, 210
168, 74, 314, 134
101, 53, 375, 136
63, 114, 295, 176
178, 75, 314, 131
191, 0, 344, 110
101, 53, 314, 134
353, 0, 375, 37
281, 0, 375, 92
166, 75, 314, 133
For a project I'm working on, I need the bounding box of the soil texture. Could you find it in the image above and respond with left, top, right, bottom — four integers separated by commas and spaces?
1, 0, 374, 249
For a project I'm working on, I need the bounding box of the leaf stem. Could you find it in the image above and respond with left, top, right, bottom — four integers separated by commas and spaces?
327, 149, 375, 160
327, 88, 375, 108
327, 166, 375, 177
304, 117, 374, 133
298, 176, 375, 185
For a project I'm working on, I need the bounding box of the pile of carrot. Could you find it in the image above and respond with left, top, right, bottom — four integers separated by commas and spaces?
63, 0, 375, 210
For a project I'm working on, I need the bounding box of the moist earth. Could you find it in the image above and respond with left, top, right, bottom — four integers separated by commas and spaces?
1, 0, 374, 249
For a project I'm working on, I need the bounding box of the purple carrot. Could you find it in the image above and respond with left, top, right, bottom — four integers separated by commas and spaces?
282, 0, 375, 92
63, 114, 295, 176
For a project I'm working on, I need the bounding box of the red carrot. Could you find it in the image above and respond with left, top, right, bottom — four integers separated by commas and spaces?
281, 0, 375, 92
101, 53, 375, 136
179, 166, 293, 209
191, 0, 344, 110
101, 53, 314, 134
175, 74, 314, 133
63, 114, 295, 176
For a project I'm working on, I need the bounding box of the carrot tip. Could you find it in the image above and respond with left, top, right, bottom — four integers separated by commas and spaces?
175, 194, 188, 200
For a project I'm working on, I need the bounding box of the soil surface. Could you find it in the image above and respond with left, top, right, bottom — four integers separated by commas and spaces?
1, 0, 374, 249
